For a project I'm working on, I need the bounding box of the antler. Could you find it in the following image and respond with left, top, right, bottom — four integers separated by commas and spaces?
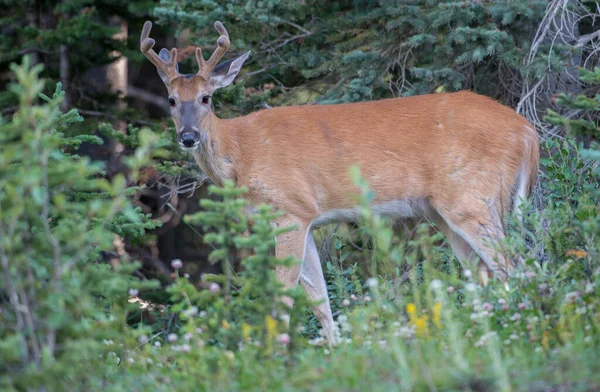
195, 21, 231, 80
140, 21, 181, 83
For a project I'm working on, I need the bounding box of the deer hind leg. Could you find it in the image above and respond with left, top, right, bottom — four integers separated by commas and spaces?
299, 230, 337, 345
274, 216, 337, 345
429, 210, 492, 285
432, 202, 514, 281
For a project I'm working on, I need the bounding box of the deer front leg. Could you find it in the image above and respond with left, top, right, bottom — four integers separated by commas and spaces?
274, 216, 338, 346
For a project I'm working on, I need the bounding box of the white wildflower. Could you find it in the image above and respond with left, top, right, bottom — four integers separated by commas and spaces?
171, 259, 183, 269
366, 277, 379, 288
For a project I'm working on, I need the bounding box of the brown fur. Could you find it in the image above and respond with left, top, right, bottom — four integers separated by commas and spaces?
158, 67, 540, 346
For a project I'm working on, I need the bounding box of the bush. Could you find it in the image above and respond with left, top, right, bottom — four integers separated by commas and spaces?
0, 57, 160, 390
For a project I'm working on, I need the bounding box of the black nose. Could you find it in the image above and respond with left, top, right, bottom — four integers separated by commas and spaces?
180, 131, 198, 148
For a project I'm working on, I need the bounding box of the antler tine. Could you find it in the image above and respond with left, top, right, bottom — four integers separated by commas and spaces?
196, 21, 231, 79
140, 21, 180, 83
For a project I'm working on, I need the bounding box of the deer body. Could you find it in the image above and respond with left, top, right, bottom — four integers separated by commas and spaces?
141, 21, 540, 345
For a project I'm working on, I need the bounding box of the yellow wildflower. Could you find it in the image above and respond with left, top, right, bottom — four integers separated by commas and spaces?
221, 320, 230, 329
265, 315, 278, 338
242, 323, 252, 341
406, 303, 430, 337
414, 315, 429, 338
432, 302, 443, 329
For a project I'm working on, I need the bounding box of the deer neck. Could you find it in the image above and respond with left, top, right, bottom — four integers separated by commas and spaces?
191, 113, 238, 186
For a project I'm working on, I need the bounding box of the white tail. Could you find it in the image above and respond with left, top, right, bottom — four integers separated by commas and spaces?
142, 21, 540, 345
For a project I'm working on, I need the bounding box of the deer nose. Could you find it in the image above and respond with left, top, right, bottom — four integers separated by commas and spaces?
179, 130, 200, 148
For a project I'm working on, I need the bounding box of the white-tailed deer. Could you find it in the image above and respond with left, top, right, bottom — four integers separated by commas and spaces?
141, 21, 539, 344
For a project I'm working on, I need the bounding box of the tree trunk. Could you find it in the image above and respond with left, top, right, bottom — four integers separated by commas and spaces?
106, 16, 128, 137
59, 45, 71, 112
26, 0, 40, 66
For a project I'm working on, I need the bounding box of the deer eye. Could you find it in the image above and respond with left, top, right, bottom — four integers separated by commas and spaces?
202, 95, 211, 105
168, 97, 176, 107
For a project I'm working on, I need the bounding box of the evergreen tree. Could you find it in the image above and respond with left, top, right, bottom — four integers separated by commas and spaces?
0, 57, 159, 390
154, 0, 554, 110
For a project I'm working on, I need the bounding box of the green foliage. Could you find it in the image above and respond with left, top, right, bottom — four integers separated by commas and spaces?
0, 57, 160, 390
166, 181, 309, 352
0, 0, 155, 109
115, 164, 600, 391
155, 0, 553, 109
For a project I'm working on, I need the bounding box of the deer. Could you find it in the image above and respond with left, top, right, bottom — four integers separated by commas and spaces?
140, 20, 540, 345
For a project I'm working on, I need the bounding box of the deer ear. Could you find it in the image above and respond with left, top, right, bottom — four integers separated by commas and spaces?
210, 51, 251, 89
156, 48, 180, 84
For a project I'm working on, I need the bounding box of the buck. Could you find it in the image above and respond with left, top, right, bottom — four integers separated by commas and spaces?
141, 21, 539, 344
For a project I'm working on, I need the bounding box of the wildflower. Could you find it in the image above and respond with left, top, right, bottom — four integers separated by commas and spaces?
171, 259, 183, 269
432, 302, 443, 328
585, 282, 594, 294
406, 303, 429, 337
342, 299, 350, 307
430, 279, 443, 290
475, 331, 497, 347
138, 335, 148, 344
518, 302, 528, 310
465, 283, 477, 292
565, 291, 579, 302
128, 288, 139, 297
350, 294, 357, 301
180, 344, 191, 352
464, 269, 472, 278
308, 336, 326, 346
222, 320, 231, 329
279, 314, 290, 324
482, 302, 493, 312
184, 332, 193, 341
265, 315, 278, 338
366, 277, 378, 288
242, 323, 252, 341
510, 313, 522, 321
447, 286, 455, 294
184, 273, 190, 279
278, 333, 291, 345
183, 306, 198, 317
364, 295, 372, 303
502, 304, 509, 311
153, 341, 161, 348
167, 333, 177, 343
209, 282, 220, 293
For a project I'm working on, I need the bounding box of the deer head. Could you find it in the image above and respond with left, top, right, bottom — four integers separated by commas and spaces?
140, 21, 250, 149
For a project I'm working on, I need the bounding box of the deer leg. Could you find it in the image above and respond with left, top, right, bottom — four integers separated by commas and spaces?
274, 216, 338, 346
433, 204, 514, 281
273, 216, 306, 310
429, 210, 492, 285
299, 230, 338, 345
